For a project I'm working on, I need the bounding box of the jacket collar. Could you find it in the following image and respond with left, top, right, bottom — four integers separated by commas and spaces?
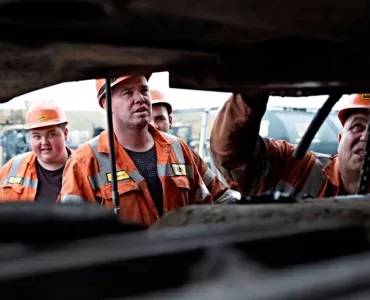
97, 124, 172, 154
322, 156, 341, 188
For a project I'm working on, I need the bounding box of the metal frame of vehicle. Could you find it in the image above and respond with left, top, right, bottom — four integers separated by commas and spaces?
0, 0, 370, 299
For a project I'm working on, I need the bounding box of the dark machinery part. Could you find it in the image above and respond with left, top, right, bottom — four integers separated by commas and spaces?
357, 106, 370, 194
235, 191, 297, 204
105, 78, 120, 214
0, 215, 367, 299
0, 202, 145, 244
293, 94, 342, 159
129, 249, 370, 300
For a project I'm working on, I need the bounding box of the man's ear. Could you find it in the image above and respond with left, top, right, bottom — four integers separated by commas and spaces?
64, 127, 69, 141
102, 98, 106, 109
337, 132, 342, 154
169, 115, 173, 129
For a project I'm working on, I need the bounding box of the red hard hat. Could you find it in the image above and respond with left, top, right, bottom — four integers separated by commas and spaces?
95, 74, 152, 108
150, 89, 172, 114
338, 94, 370, 126
25, 100, 68, 130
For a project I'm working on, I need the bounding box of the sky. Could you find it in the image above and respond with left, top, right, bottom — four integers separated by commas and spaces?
0, 71, 352, 112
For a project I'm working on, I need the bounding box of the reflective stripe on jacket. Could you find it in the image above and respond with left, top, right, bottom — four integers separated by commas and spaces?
0, 148, 72, 202
60, 125, 213, 226
210, 94, 343, 200
190, 149, 238, 204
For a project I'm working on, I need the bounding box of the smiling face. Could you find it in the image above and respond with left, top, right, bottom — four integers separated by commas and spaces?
338, 111, 369, 176
102, 75, 151, 130
30, 124, 68, 164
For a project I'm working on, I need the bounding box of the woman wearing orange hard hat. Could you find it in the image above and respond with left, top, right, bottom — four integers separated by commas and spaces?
0, 99, 73, 203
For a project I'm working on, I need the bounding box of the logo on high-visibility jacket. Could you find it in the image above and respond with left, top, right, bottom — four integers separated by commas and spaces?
106, 170, 130, 182
361, 94, 370, 100
37, 114, 48, 121
171, 164, 187, 176
8, 176, 23, 184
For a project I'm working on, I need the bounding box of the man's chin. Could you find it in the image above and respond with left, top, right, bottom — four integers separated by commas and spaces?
134, 118, 149, 128
353, 163, 365, 173
38, 154, 56, 163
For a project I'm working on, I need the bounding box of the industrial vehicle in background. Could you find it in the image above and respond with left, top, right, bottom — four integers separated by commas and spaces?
92, 124, 105, 138
196, 106, 342, 178
169, 124, 194, 147
0, 106, 341, 170
258, 106, 342, 154
0, 123, 30, 167
0, 123, 92, 167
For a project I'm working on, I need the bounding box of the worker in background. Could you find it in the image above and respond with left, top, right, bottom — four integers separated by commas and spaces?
210, 93, 370, 199
0, 100, 72, 202
60, 75, 214, 227
150, 88, 239, 204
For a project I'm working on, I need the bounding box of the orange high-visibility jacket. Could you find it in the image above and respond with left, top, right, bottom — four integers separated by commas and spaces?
190, 148, 238, 203
60, 125, 213, 226
210, 94, 344, 200
0, 148, 72, 202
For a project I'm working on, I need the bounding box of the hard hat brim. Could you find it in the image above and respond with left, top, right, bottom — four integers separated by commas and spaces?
25, 120, 68, 130
338, 105, 369, 126
98, 74, 152, 108
152, 101, 172, 114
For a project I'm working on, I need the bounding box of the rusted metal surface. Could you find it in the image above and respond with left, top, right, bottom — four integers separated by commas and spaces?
0, 214, 367, 299
152, 196, 370, 229
0, 0, 368, 100
126, 250, 370, 300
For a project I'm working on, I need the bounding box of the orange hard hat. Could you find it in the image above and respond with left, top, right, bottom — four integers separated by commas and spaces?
95, 74, 152, 108
338, 94, 370, 126
150, 89, 172, 114
25, 100, 68, 130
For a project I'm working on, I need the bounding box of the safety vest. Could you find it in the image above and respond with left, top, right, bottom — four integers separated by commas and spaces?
87, 132, 193, 190
0, 147, 72, 202
212, 135, 334, 201
275, 153, 333, 200
85, 131, 210, 204
1, 152, 38, 195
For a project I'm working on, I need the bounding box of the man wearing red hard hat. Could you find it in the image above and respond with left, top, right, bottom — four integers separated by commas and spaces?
61, 75, 216, 227
210, 93, 370, 199
0, 99, 72, 202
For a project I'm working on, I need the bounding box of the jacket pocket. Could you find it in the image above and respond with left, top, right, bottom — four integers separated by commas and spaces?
100, 180, 140, 211
0, 184, 25, 201
166, 176, 191, 210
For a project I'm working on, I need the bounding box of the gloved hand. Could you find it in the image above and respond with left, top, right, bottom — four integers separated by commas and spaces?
239, 92, 270, 112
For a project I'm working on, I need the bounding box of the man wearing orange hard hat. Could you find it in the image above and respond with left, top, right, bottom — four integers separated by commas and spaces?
0, 100, 72, 202
150, 88, 239, 204
60, 75, 219, 227
210, 93, 370, 199
150, 89, 173, 132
